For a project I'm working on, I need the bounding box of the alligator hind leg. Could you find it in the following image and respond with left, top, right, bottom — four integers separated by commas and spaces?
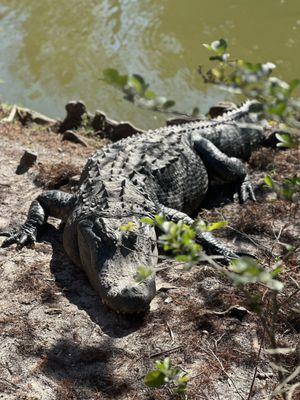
1, 190, 76, 248
158, 205, 237, 260
193, 136, 255, 202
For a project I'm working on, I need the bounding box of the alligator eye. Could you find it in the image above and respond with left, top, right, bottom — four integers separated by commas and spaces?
93, 218, 117, 244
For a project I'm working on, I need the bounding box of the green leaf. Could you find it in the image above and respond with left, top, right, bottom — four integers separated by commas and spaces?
271, 266, 282, 277
154, 214, 165, 225
175, 374, 189, 393
281, 186, 294, 200
162, 357, 171, 371
162, 100, 176, 110
103, 68, 119, 83
103, 68, 128, 88
144, 90, 156, 100
203, 43, 213, 52
288, 78, 300, 94
194, 220, 208, 232
141, 217, 155, 225
119, 221, 137, 232
207, 221, 228, 231
212, 38, 227, 53
175, 255, 191, 263
229, 257, 284, 291
264, 175, 274, 188
229, 257, 261, 275
127, 76, 143, 94
144, 370, 165, 388
132, 73, 147, 90
134, 266, 154, 283
192, 107, 200, 117
204, 39, 228, 55
210, 68, 222, 80
275, 133, 294, 148
266, 279, 284, 291
269, 101, 287, 117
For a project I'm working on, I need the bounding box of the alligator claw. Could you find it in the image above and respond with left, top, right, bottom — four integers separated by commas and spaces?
0, 227, 36, 248
240, 180, 256, 203
233, 176, 256, 204
236, 251, 257, 260
0, 230, 11, 237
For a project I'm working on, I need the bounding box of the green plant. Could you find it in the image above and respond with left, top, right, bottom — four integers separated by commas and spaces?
134, 265, 154, 283
102, 68, 177, 113
275, 132, 297, 149
228, 256, 283, 290
141, 215, 228, 269
264, 175, 300, 202
144, 357, 189, 394
200, 39, 300, 126
119, 221, 137, 232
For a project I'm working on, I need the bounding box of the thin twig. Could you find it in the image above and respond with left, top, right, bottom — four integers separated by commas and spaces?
246, 328, 265, 400
203, 347, 246, 400
166, 321, 175, 342
0, 377, 20, 389
279, 287, 300, 308
227, 226, 274, 255
150, 345, 182, 359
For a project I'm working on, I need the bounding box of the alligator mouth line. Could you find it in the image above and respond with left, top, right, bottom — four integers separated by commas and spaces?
101, 297, 148, 315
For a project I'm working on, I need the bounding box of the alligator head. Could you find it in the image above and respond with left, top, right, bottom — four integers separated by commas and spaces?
77, 215, 157, 314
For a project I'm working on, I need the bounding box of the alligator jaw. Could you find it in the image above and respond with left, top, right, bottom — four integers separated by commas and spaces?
99, 265, 156, 314
97, 243, 157, 314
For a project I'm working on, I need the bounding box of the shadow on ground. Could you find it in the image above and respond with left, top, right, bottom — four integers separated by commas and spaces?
42, 337, 131, 398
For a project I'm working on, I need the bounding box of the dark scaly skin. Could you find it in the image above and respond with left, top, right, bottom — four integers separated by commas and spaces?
1, 100, 268, 313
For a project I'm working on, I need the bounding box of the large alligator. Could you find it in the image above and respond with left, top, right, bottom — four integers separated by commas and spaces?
1, 101, 273, 313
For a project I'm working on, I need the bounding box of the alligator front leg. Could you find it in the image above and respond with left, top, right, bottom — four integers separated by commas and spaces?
193, 136, 255, 202
159, 205, 237, 259
1, 190, 76, 248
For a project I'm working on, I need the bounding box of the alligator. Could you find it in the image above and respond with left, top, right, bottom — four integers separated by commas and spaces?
1, 100, 274, 313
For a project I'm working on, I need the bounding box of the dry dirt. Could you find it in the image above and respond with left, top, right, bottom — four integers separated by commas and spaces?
0, 105, 299, 400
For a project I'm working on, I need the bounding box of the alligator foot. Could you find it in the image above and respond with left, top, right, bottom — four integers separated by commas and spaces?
0, 225, 36, 248
235, 176, 256, 203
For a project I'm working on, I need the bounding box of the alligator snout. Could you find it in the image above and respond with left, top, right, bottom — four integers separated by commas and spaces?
101, 277, 156, 314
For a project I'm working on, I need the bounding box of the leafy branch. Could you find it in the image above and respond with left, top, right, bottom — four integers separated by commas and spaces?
102, 68, 200, 116
144, 357, 189, 394
200, 39, 300, 127
141, 215, 228, 269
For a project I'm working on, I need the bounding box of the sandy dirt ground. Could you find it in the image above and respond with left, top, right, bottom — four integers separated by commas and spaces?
0, 106, 299, 400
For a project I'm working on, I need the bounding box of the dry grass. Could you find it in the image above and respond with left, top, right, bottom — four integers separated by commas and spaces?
13, 263, 59, 303
34, 162, 81, 190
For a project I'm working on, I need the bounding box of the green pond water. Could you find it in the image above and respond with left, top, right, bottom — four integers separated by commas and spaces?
0, 0, 299, 128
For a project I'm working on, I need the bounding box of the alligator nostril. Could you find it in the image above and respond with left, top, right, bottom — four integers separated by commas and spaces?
122, 285, 142, 296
